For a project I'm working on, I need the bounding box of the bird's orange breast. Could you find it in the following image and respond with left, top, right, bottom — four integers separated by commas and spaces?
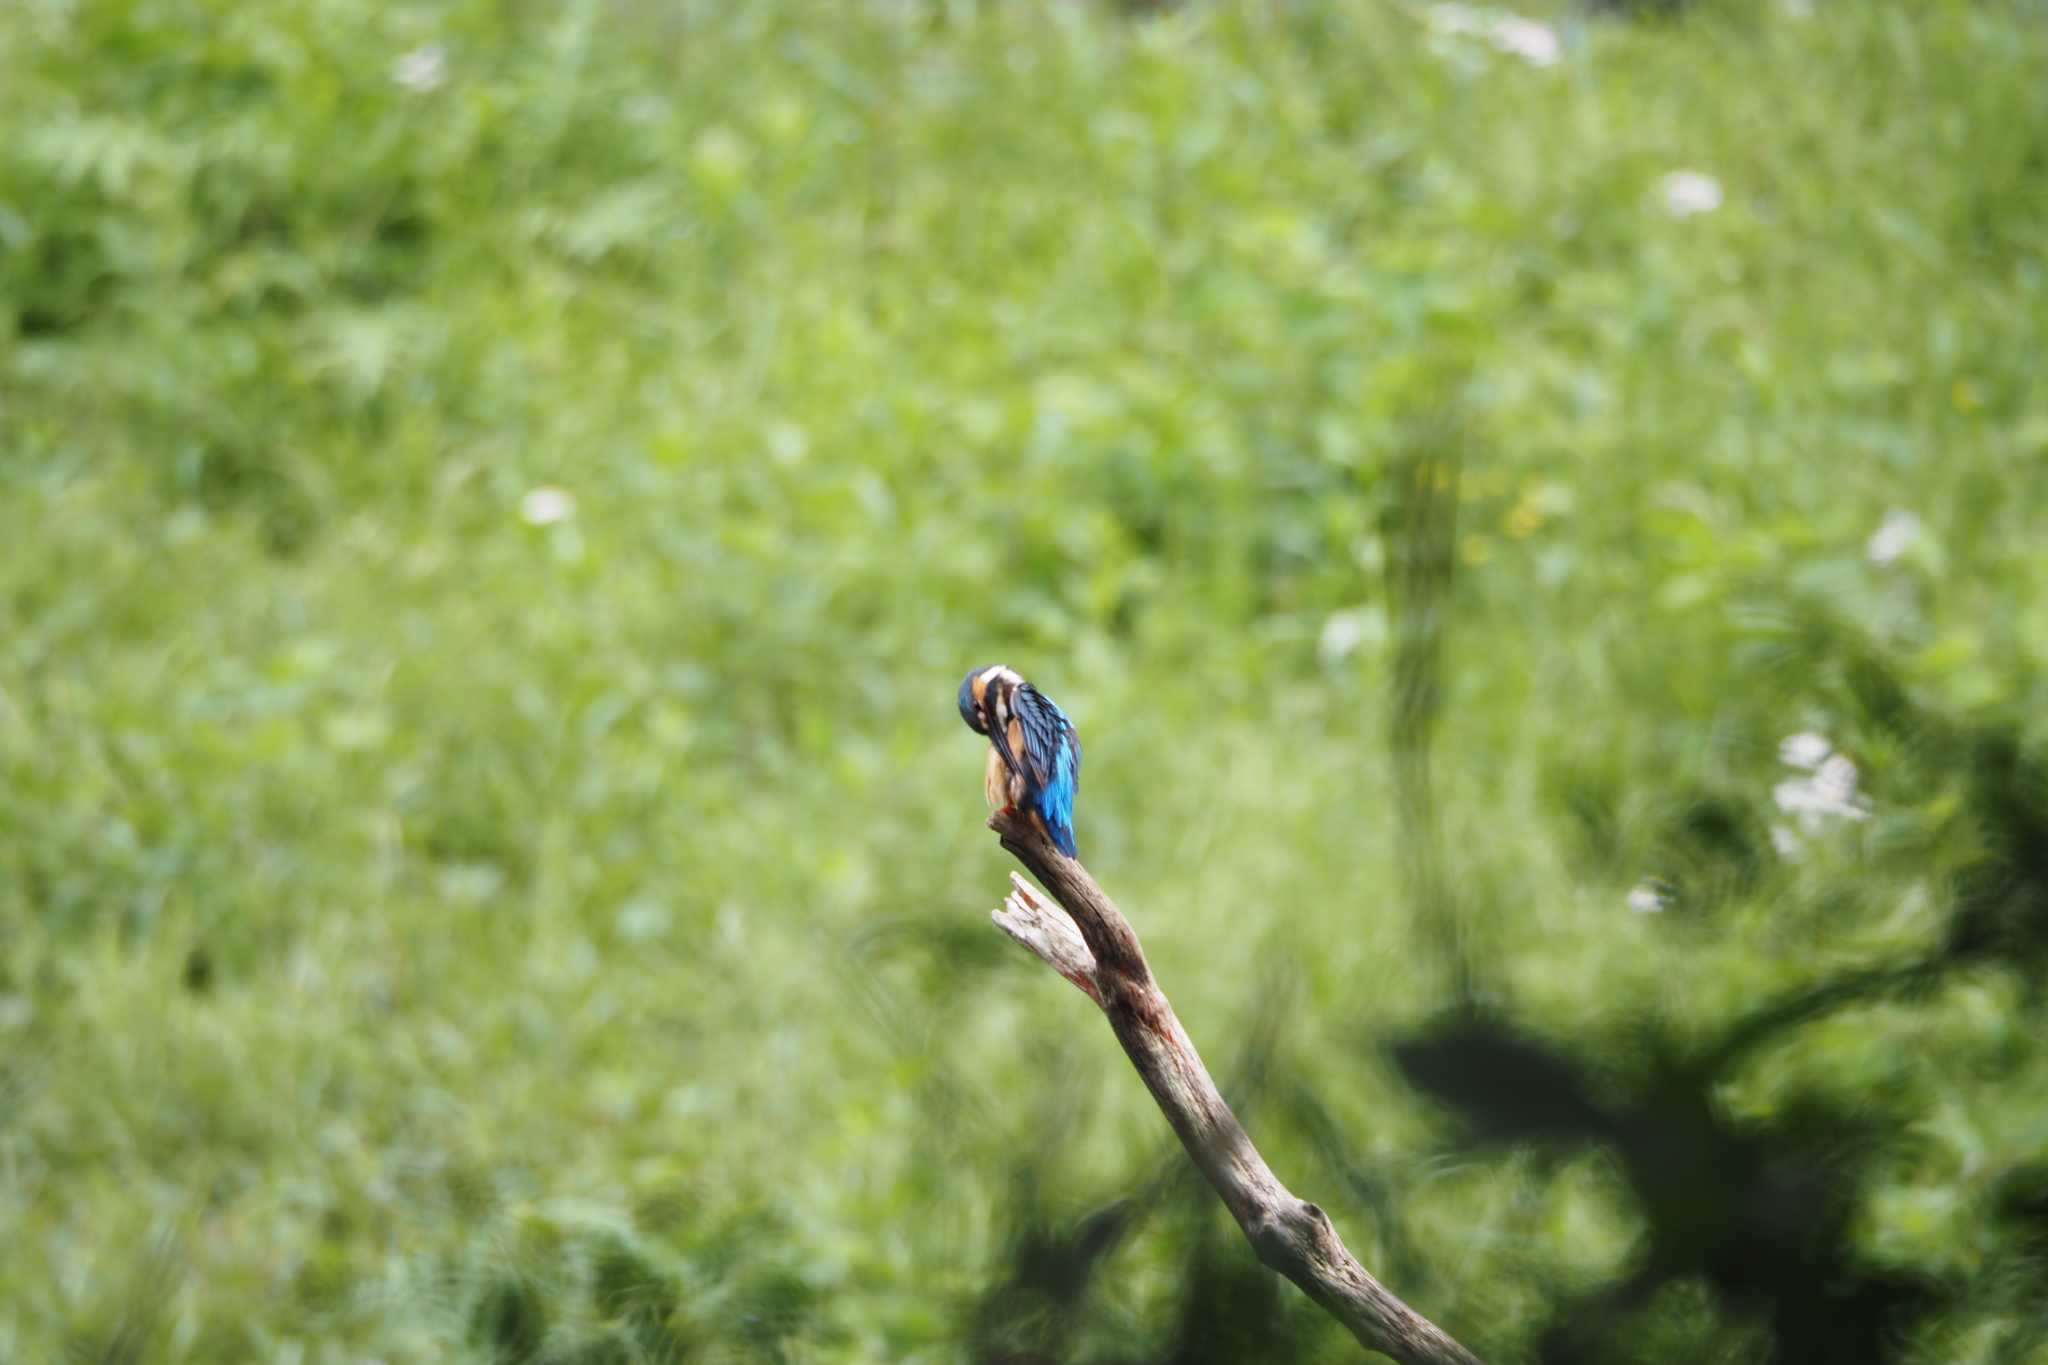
984, 745, 1008, 807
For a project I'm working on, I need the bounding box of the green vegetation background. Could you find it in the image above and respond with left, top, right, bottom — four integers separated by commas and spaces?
3, 0, 2045, 1360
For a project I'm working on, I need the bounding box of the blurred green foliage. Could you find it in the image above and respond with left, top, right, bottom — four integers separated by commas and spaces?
3, 0, 2046, 1360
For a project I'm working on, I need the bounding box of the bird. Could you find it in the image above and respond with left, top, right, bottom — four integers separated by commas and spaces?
957, 664, 1082, 857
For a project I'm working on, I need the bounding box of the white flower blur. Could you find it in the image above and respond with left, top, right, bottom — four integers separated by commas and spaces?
1659, 170, 1723, 220
392, 44, 447, 93
1626, 880, 1670, 914
1423, 5, 1561, 69
518, 485, 576, 526
1779, 731, 1832, 771
1770, 732, 1869, 849
1318, 607, 1386, 667
1866, 509, 1921, 566
1490, 16, 1561, 67
1425, 5, 1483, 37
1813, 754, 1864, 809
1773, 750, 1870, 832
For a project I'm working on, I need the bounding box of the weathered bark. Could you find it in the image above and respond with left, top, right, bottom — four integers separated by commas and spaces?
985, 808, 1483, 1365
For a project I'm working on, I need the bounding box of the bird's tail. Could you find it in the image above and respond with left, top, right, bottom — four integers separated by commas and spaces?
1038, 808, 1077, 858
1036, 759, 1079, 858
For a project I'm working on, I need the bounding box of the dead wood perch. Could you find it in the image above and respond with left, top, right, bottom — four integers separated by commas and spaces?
986, 807, 1483, 1365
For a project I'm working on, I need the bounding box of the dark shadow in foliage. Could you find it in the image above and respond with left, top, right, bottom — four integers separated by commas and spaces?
1385, 440, 1473, 1004
63, 1229, 185, 1365
1542, 768, 1776, 916
1770, 609, 2048, 991
969, 1175, 1339, 1365
472, 1272, 550, 1364
182, 943, 215, 994
1282, 1075, 1432, 1297
1939, 727, 2048, 985
964, 974, 1310, 1364
589, 1236, 693, 1364
1986, 1162, 2048, 1361
1389, 615, 2048, 1363
1586, 0, 1693, 16
464, 1231, 698, 1365
967, 1179, 1145, 1365
1658, 793, 1766, 914
1992, 1162, 2048, 1256
1105, 1209, 1340, 1365
1393, 1016, 1946, 1365
733, 1266, 818, 1362
1545, 763, 1768, 919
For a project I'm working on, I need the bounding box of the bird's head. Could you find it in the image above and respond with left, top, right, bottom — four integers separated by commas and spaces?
957, 663, 1018, 733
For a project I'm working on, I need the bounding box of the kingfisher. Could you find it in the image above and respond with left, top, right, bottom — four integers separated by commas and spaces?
957, 664, 1082, 857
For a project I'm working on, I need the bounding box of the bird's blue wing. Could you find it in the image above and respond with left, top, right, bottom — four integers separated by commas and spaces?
1043, 729, 1079, 857
1015, 685, 1081, 857
1012, 685, 1060, 793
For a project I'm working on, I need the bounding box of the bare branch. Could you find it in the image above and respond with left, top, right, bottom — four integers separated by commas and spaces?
990, 874, 1101, 1004
985, 807, 1483, 1365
